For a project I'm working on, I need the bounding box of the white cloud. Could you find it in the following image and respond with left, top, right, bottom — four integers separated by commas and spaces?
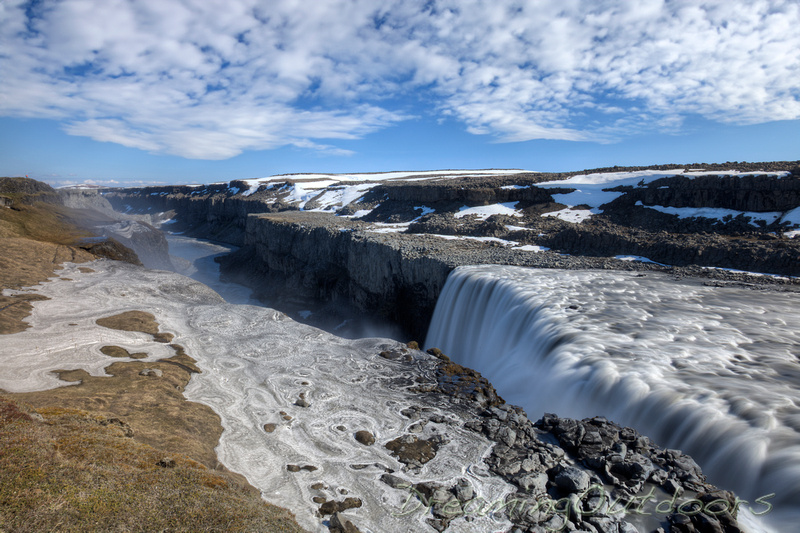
0, 0, 797, 159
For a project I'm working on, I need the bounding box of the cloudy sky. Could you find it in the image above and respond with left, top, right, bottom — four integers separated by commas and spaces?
1, 0, 798, 186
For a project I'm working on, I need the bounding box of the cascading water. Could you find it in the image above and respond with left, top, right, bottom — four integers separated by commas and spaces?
426, 265, 800, 532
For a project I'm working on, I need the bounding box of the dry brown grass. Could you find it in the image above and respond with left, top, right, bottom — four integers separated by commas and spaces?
0, 396, 307, 532
14, 344, 221, 472
0, 202, 94, 245
0, 292, 50, 335
100, 345, 148, 359
0, 201, 96, 334
95, 311, 162, 336
2, 326, 311, 532
0, 181, 308, 531
0, 185, 142, 333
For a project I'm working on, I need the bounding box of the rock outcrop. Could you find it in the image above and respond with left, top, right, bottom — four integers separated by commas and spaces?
386, 347, 746, 533
105, 162, 800, 339
605, 173, 800, 212
219, 212, 454, 336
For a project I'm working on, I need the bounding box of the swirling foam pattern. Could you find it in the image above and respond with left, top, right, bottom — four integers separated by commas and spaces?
0, 261, 513, 532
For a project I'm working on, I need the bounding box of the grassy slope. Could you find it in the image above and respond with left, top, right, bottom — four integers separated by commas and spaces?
0, 179, 307, 532
0, 191, 101, 334
0, 397, 305, 533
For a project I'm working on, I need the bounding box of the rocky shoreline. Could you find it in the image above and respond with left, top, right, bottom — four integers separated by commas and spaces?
364, 345, 746, 533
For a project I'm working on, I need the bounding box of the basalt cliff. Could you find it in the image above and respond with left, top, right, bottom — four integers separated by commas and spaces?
104, 162, 800, 339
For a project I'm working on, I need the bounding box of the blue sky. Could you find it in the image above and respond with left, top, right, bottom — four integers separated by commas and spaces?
1, 0, 798, 187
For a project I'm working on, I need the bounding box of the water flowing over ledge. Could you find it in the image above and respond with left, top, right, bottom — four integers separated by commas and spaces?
425, 265, 800, 531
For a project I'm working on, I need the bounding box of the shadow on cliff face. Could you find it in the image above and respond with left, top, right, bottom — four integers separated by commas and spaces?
216, 247, 410, 341
287, 296, 409, 342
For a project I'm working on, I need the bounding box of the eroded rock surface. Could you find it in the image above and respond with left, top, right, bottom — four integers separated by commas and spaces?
105, 163, 800, 340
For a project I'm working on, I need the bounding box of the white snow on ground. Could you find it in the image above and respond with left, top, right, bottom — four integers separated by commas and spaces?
682, 170, 790, 178
296, 183, 375, 213
272, 169, 528, 181
616, 255, 668, 266
429, 234, 520, 246
612, 255, 795, 278
242, 183, 260, 196
536, 170, 679, 218
505, 225, 531, 231
512, 244, 550, 252
236, 170, 531, 221
413, 205, 435, 216
541, 208, 595, 223
535, 169, 794, 224
367, 224, 409, 233
364, 209, 435, 232
346, 209, 373, 218
539, 170, 682, 190
781, 206, 800, 227
551, 190, 621, 209
636, 202, 783, 226
219, 168, 798, 233
540, 169, 789, 192
238, 169, 529, 197
454, 202, 522, 220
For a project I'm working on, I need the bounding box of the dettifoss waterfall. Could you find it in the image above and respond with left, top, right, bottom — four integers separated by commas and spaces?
425, 265, 800, 531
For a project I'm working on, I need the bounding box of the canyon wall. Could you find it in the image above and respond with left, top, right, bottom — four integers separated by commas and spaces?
104, 165, 800, 338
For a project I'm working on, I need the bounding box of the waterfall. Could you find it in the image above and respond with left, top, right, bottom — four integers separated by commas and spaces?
426, 265, 800, 531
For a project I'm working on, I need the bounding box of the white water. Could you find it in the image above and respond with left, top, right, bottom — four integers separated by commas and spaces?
163, 232, 406, 341
426, 265, 800, 532
165, 234, 257, 305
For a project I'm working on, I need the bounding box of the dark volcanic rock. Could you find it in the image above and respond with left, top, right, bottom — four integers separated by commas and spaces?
608, 174, 800, 212
79, 238, 142, 266
384, 434, 443, 466
106, 163, 800, 341
318, 497, 363, 516
354, 430, 375, 446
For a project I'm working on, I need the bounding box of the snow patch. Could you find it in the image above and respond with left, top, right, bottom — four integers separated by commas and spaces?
616, 255, 668, 266
538, 169, 792, 214
347, 209, 373, 218
780, 206, 800, 228
367, 222, 412, 234
700, 266, 794, 280
636, 202, 783, 226
454, 202, 522, 220
238, 169, 530, 195
512, 245, 550, 252
541, 208, 595, 223
429, 234, 520, 246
